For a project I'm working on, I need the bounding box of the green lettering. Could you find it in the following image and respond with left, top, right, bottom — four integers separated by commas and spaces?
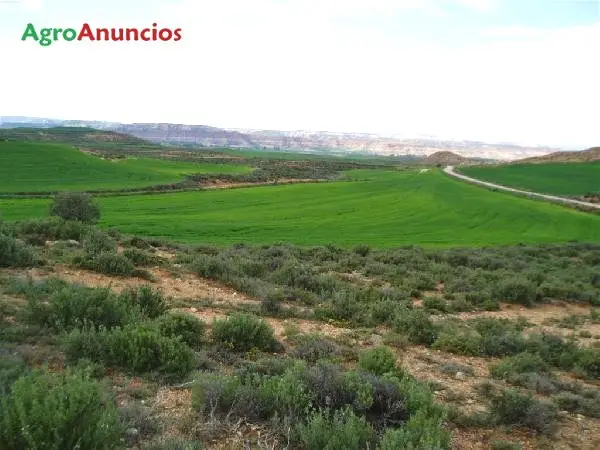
39, 28, 53, 46
63, 28, 77, 41
21, 23, 39, 42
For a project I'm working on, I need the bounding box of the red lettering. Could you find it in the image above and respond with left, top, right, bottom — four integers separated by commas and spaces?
78, 23, 95, 41
96, 28, 109, 40
158, 28, 172, 41
141, 28, 151, 41
125, 28, 139, 40
173, 28, 182, 41
111, 28, 124, 41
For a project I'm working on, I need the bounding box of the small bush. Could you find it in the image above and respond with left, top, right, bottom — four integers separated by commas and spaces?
84, 251, 135, 276
211, 313, 279, 353
156, 312, 205, 349
490, 389, 558, 435
13, 217, 89, 242
552, 392, 600, 418
295, 407, 374, 450
492, 278, 537, 306
123, 248, 158, 267
432, 330, 482, 356
291, 334, 341, 364
22, 284, 126, 331
50, 192, 101, 224
63, 324, 195, 381
83, 229, 117, 256
120, 286, 168, 319
377, 409, 451, 450
0, 354, 29, 395
525, 332, 578, 369
491, 353, 552, 380
574, 349, 600, 379
358, 346, 397, 376
0, 235, 37, 268
393, 308, 437, 345
0, 369, 122, 450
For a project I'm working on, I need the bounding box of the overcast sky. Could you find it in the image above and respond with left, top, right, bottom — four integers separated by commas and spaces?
0, 0, 599, 148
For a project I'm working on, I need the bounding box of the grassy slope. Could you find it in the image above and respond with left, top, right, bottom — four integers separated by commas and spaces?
460, 163, 600, 196
0, 141, 252, 193
2, 169, 600, 247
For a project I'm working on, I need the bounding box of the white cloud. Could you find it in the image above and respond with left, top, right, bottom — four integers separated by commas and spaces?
453, 0, 499, 13
22, 0, 43, 11
0, 0, 44, 12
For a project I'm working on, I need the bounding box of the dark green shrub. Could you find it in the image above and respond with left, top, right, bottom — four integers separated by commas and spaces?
291, 334, 341, 364
123, 248, 158, 267
211, 313, 279, 352
490, 353, 551, 380
0, 369, 122, 450
525, 332, 578, 369
85, 252, 135, 276
552, 392, 600, 418
13, 217, 89, 242
574, 349, 600, 379
50, 192, 101, 224
492, 278, 537, 306
423, 297, 449, 313
63, 324, 195, 381
432, 330, 482, 356
156, 312, 205, 348
193, 361, 410, 428
235, 356, 298, 380
295, 407, 374, 450
120, 286, 168, 319
393, 308, 437, 345
474, 318, 526, 357
23, 284, 126, 331
259, 288, 285, 315
490, 389, 558, 435
354, 244, 371, 257
107, 324, 195, 379
0, 235, 37, 268
358, 346, 397, 376
377, 409, 451, 450
82, 229, 117, 256
0, 354, 29, 395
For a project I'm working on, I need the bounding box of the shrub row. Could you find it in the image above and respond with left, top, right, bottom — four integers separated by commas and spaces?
192, 359, 449, 449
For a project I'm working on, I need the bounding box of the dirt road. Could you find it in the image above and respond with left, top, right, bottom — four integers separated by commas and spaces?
443, 165, 600, 210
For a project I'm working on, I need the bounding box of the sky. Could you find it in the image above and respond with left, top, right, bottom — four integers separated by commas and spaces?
0, 0, 599, 148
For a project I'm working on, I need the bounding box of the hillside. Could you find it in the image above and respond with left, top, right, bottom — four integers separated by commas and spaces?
515, 146, 600, 164
0, 141, 252, 194
0, 126, 152, 147
0, 116, 560, 160
423, 151, 469, 165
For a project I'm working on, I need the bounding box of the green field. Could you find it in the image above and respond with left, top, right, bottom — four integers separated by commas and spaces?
2, 169, 600, 247
460, 163, 600, 196
0, 141, 252, 193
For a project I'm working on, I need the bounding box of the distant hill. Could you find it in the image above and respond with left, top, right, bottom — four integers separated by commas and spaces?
1, 116, 563, 160
423, 151, 469, 165
0, 127, 155, 149
514, 147, 600, 164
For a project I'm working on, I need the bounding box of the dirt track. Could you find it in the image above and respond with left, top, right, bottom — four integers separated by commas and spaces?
444, 165, 600, 210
